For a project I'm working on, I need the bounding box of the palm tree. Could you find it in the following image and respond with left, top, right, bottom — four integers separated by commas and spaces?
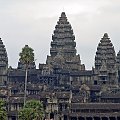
0, 99, 7, 120
19, 100, 44, 120
19, 45, 34, 106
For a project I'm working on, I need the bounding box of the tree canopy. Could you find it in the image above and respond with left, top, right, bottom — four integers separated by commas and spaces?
0, 99, 7, 120
19, 100, 44, 120
19, 45, 34, 68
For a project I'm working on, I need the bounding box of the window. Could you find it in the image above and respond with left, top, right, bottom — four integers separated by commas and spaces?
94, 80, 97, 85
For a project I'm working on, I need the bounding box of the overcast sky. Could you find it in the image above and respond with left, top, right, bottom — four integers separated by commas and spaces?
0, 0, 120, 69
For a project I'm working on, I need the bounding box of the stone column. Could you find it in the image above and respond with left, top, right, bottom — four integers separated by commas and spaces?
54, 113, 59, 120
61, 116, 64, 120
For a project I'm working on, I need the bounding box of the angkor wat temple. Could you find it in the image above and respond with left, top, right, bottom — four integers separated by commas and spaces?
0, 12, 120, 120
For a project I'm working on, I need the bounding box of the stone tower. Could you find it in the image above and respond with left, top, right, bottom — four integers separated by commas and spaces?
116, 50, 120, 70
116, 50, 120, 83
0, 38, 8, 85
46, 12, 85, 72
94, 33, 118, 86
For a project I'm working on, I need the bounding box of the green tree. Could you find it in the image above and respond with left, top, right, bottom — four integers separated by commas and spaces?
19, 100, 44, 120
0, 99, 7, 120
19, 45, 34, 105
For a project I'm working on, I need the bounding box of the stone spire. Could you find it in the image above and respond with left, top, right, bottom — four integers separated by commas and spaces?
116, 50, 120, 84
94, 33, 118, 86
95, 33, 116, 70
0, 38, 8, 67
50, 12, 76, 57
0, 38, 8, 85
46, 12, 85, 71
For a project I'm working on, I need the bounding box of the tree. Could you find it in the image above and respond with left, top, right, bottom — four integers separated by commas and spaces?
0, 99, 7, 120
19, 45, 34, 106
19, 100, 44, 120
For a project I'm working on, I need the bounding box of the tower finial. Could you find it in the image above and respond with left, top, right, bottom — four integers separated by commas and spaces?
61, 11, 66, 16
103, 33, 109, 38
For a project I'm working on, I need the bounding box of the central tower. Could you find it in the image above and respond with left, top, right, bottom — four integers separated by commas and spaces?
50, 12, 76, 58
46, 12, 85, 72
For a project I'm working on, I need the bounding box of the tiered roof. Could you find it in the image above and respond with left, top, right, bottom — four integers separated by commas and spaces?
50, 12, 76, 57
46, 12, 85, 71
0, 38, 8, 67
95, 33, 116, 70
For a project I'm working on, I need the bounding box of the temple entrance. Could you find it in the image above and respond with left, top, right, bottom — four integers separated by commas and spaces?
11, 116, 16, 120
71, 117, 77, 120
64, 115, 67, 120
78, 117, 85, 120
94, 117, 101, 120
50, 112, 54, 119
117, 117, 120, 120
86, 117, 93, 120
110, 117, 116, 120
102, 117, 108, 120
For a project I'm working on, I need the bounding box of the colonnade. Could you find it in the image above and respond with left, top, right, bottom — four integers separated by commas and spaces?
68, 116, 120, 120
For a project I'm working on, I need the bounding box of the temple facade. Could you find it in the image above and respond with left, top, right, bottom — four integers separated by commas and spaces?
0, 12, 120, 120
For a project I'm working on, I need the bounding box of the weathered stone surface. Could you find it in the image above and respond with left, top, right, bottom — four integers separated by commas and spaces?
46, 12, 85, 72
94, 33, 118, 86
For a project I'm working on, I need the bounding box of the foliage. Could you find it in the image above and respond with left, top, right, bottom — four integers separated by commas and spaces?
19, 45, 34, 68
19, 100, 44, 120
19, 45, 35, 105
0, 99, 7, 120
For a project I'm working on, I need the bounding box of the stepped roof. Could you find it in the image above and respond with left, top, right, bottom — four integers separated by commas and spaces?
50, 12, 76, 57
95, 33, 116, 70
0, 38, 8, 67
